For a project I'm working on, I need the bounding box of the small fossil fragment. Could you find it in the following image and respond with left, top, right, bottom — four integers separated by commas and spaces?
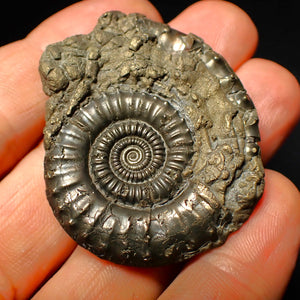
39, 11, 264, 267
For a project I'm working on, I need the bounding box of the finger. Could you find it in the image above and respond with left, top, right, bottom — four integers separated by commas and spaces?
33, 247, 177, 300
236, 58, 300, 163
168, 0, 258, 69
0, 0, 162, 178
159, 170, 300, 299
0, 144, 76, 299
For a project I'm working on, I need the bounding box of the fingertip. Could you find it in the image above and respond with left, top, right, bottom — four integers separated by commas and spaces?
237, 58, 300, 162
261, 169, 300, 223
169, 0, 258, 68
228, 169, 300, 295
249, 169, 300, 295
159, 169, 300, 299
228, 169, 300, 262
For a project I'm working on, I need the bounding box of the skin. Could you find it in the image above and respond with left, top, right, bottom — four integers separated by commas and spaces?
0, 0, 299, 299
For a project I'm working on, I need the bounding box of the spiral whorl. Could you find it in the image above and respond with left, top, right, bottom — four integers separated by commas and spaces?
41, 11, 265, 267
86, 93, 194, 206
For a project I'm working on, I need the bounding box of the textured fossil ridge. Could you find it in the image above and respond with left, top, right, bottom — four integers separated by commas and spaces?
40, 11, 264, 266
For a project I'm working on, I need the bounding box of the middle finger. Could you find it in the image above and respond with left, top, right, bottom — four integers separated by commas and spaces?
169, 0, 258, 69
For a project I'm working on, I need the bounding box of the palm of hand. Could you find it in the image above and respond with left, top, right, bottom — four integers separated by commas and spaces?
0, 1, 299, 299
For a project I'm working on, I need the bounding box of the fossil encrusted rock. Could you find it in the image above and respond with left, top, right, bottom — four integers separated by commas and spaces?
39, 11, 264, 267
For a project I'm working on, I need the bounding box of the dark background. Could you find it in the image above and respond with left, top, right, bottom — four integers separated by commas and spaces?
0, 0, 299, 298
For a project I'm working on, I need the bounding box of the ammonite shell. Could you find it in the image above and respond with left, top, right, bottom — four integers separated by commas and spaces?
39, 11, 264, 267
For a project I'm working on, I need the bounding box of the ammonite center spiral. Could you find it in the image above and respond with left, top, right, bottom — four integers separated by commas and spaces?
87, 95, 194, 207
112, 136, 155, 175
40, 11, 264, 267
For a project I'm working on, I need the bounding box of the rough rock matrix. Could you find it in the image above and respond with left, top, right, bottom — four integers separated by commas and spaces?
39, 11, 264, 267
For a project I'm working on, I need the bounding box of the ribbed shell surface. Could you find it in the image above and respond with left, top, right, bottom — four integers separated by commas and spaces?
40, 11, 264, 266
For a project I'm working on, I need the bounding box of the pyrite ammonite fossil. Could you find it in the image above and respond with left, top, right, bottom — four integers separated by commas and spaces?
39, 11, 264, 267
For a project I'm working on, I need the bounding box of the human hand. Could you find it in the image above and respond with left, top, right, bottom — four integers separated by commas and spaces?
0, 0, 299, 299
